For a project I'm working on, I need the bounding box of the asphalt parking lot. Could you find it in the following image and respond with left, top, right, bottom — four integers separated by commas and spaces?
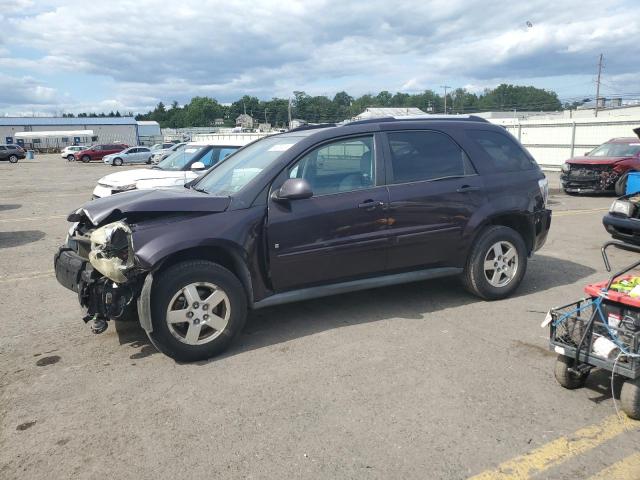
1, 155, 639, 480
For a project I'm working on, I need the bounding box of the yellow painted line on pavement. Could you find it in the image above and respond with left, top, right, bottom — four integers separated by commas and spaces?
468, 415, 640, 480
0, 270, 54, 283
0, 215, 65, 223
553, 208, 609, 217
587, 452, 640, 480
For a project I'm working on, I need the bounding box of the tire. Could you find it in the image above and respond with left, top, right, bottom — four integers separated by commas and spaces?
113, 157, 123, 166
146, 157, 152, 164
462, 225, 527, 300
8, 155, 18, 163
67, 154, 75, 161
146, 260, 247, 362
81, 155, 91, 163
620, 377, 640, 420
615, 173, 629, 197
554, 355, 588, 389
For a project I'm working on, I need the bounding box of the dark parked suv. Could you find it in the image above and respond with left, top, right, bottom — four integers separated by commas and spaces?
54, 116, 551, 361
0, 144, 26, 163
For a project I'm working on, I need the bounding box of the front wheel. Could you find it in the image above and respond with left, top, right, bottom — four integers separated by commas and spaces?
81, 155, 91, 163
67, 154, 75, 161
554, 354, 588, 389
8, 155, 18, 163
147, 260, 247, 362
462, 225, 527, 300
113, 157, 123, 166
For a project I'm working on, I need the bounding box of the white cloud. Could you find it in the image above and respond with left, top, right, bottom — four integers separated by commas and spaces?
0, 0, 638, 112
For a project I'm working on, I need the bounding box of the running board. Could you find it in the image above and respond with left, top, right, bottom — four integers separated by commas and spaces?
253, 267, 462, 309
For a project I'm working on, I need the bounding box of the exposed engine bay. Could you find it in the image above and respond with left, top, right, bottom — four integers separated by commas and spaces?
55, 216, 143, 334
560, 164, 620, 193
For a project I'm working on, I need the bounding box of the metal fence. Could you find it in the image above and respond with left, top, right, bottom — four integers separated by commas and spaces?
499, 119, 640, 170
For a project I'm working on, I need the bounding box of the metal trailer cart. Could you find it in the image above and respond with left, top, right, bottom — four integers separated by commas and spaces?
548, 241, 640, 420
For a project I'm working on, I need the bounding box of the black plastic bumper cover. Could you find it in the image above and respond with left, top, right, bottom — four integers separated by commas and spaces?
603, 213, 640, 246
54, 247, 89, 293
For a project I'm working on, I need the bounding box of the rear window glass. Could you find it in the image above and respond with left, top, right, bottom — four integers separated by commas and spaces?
467, 129, 537, 171
387, 130, 475, 184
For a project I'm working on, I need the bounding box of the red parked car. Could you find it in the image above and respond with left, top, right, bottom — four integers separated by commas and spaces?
560, 130, 640, 195
74, 143, 129, 163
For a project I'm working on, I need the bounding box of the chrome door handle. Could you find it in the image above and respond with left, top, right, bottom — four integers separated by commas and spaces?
358, 200, 384, 209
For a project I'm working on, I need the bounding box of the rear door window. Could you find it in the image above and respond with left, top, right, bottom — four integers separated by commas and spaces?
466, 129, 536, 171
386, 130, 475, 184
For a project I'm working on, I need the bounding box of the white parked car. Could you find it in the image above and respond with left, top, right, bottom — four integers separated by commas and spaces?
93, 142, 243, 198
150, 142, 187, 163
61, 145, 87, 161
102, 146, 153, 166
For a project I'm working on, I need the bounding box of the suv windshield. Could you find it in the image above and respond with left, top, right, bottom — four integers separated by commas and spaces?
590, 142, 640, 157
156, 146, 206, 171
194, 136, 302, 196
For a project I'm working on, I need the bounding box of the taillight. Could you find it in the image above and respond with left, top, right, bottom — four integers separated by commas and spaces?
538, 178, 549, 206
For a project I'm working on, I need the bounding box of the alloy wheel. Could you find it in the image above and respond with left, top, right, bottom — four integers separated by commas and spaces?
165, 282, 230, 345
483, 241, 518, 287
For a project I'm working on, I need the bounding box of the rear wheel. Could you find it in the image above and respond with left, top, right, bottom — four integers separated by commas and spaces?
8, 155, 18, 163
113, 157, 123, 166
621, 377, 640, 420
554, 354, 588, 389
463, 225, 527, 300
81, 155, 91, 163
147, 260, 247, 362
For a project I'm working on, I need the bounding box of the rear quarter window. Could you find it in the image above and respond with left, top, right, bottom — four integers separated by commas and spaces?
466, 129, 537, 172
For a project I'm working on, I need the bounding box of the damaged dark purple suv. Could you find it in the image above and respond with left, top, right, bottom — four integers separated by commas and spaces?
54, 116, 551, 361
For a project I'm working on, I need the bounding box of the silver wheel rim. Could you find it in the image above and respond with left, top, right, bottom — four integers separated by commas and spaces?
166, 282, 231, 345
483, 241, 518, 288
9, 156, 17, 162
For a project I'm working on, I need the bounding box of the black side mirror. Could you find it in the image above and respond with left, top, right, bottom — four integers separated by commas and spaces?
274, 178, 313, 201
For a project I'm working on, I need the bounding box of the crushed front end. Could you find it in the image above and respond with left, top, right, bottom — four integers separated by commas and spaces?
54, 214, 145, 333
560, 163, 619, 193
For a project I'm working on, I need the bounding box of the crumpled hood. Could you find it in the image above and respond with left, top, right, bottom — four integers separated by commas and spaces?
98, 168, 188, 187
566, 156, 632, 166
70, 188, 231, 225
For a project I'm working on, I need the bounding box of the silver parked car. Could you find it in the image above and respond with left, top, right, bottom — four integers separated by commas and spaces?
150, 142, 187, 164
103, 147, 152, 166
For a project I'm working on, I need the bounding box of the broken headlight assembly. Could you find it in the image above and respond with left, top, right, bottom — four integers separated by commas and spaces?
88, 221, 135, 283
561, 162, 570, 173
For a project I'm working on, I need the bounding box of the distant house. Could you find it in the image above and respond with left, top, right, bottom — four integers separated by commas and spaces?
353, 107, 426, 121
214, 118, 224, 126
235, 114, 254, 129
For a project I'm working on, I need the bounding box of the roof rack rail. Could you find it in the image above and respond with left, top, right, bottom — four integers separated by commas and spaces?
348, 115, 489, 126
288, 123, 336, 132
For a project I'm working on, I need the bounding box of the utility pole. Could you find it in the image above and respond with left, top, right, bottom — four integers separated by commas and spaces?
595, 53, 603, 117
288, 98, 292, 127
440, 85, 451, 114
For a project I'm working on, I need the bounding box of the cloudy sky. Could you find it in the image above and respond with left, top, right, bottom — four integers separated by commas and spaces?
1, 0, 638, 115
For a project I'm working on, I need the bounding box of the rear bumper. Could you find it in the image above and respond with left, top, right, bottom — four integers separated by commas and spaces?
533, 208, 552, 252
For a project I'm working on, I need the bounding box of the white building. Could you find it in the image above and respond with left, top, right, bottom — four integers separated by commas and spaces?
0, 117, 147, 150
